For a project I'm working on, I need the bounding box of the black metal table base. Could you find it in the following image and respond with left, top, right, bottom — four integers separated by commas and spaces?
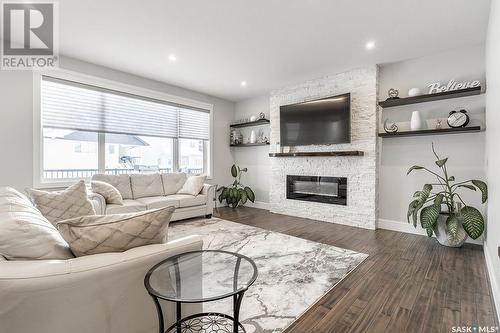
165, 312, 246, 333
150, 291, 246, 333
144, 251, 257, 333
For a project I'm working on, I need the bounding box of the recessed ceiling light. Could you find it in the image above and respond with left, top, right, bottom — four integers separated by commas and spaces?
240, 81, 247, 87
168, 54, 177, 62
365, 41, 375, 50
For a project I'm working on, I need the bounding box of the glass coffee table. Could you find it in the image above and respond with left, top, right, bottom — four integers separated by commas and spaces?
144, 250, 258, 333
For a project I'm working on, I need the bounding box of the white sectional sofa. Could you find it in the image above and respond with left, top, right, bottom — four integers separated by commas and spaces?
89, 173, 216, 221
0, 186, 203, 333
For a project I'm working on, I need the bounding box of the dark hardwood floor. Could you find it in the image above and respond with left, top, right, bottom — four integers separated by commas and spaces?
214, 206, 499, 333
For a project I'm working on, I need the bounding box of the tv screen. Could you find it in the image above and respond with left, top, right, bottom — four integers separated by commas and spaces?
280, 93, 351, 146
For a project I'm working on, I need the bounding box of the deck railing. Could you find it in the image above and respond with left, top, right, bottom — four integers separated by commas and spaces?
43, 168, 203, 179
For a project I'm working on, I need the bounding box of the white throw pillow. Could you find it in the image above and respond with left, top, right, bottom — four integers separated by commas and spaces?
177, 175, 206, 196
130, 173, 164, 199
56, 206, 174, 257
161, 172, 187, 195
26, 180, 96, 224
0, 195, 73, 260
91, 174, 133, 199
91, 180, 123, 205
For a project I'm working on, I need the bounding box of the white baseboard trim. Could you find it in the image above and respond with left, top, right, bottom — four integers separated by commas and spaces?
484, 244, 500, 323
243, 201, 270, 210
377, 218, 483, 245
214, 201, 270, 210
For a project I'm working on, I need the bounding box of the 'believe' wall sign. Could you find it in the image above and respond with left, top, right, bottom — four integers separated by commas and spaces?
428, 79, 480, 94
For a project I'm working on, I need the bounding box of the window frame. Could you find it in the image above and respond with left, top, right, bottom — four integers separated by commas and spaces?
33, 70, 214, 188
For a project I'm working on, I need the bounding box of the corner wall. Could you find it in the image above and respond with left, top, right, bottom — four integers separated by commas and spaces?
268, 66, 379, 229
485, 0, 500, 321
377, 45, 486, 239
232, 96, 271, 207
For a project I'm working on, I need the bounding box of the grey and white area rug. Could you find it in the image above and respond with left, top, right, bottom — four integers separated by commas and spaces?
169, 218, 368, 333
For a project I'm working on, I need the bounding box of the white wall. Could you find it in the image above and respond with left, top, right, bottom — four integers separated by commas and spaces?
0, 56, 236, 191
378, 45, 487, 238
232, 95, 271, 206
485, 0, 500, 320
0, 71, 34, 191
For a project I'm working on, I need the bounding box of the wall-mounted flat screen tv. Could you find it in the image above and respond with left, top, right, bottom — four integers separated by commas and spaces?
280, 93, 351, 146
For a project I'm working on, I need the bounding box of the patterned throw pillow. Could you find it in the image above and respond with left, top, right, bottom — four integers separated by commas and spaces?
26, 180, 96, 224
177, 175, 206, 196
91, 180, 123, 205
56, 206, 175, 257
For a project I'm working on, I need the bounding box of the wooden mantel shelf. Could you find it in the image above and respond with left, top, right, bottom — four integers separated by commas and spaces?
269, 151, 364, 157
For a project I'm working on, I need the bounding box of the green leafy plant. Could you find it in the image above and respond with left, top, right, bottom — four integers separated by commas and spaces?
217, 164, 255, 208
407, 144, 488, 240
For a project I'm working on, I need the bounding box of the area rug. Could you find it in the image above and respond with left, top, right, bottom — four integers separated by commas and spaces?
169, 218, 368, 333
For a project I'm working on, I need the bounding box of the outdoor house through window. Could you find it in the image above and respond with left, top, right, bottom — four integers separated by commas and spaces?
40, 76, 210, 182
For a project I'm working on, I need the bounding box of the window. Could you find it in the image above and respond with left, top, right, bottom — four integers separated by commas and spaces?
39, 75, 211, 183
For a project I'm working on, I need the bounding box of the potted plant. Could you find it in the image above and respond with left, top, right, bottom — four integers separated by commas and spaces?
407, 144, 487, 247
217, 164, 255, 208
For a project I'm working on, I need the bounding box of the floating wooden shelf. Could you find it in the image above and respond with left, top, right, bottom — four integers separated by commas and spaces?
378, 126, 482, 138
378, 86, 481, 108
230, 143, 270, 147
269, 151, 364, 157
230, 119, 270, 128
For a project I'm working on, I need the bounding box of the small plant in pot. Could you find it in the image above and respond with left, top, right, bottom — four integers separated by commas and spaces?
217, 164, 255, 208
407, 144, 487, 247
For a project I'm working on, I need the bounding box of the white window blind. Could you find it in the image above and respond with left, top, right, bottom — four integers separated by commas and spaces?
41, 76, 210, 140
179, 108, 210, 140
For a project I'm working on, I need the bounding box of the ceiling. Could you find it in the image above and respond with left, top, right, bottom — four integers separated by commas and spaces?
58, 0, 491, 102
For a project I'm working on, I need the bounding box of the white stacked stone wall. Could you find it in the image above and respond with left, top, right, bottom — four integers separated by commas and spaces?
269, 66, 379, 230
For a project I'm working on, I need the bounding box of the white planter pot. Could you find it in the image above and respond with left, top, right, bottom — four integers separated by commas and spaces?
410, 111, 423, 130
433, 213, 468, 247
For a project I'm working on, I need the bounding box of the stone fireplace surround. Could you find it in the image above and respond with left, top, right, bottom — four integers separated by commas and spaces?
269, 66, 378, 230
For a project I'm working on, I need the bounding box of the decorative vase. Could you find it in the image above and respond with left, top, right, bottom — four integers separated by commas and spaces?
249, 130, 256, 144
408, 88, 422, 97
410, 111, 423, 130
433, 213, 468, 247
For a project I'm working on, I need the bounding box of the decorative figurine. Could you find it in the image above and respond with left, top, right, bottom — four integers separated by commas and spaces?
435, 119, 443, 129
383, 119, 398, 133
259, 112, 266, 119
387, 88, 400, 100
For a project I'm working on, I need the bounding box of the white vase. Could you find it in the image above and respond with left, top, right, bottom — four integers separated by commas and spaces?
249, 130, 256, 143
410, 111, 423, 130
408, 88, 422, 97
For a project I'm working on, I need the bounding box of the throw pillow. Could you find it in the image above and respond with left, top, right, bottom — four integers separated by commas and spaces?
26, 180, 96, 224
91, 174, 133, 199
177, 175, 206, 196
0, 195, 74, 260
91, 180, 123, 205
130, 173, 164, 199
56, 206, 175, 257
161, 172, 187, 195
